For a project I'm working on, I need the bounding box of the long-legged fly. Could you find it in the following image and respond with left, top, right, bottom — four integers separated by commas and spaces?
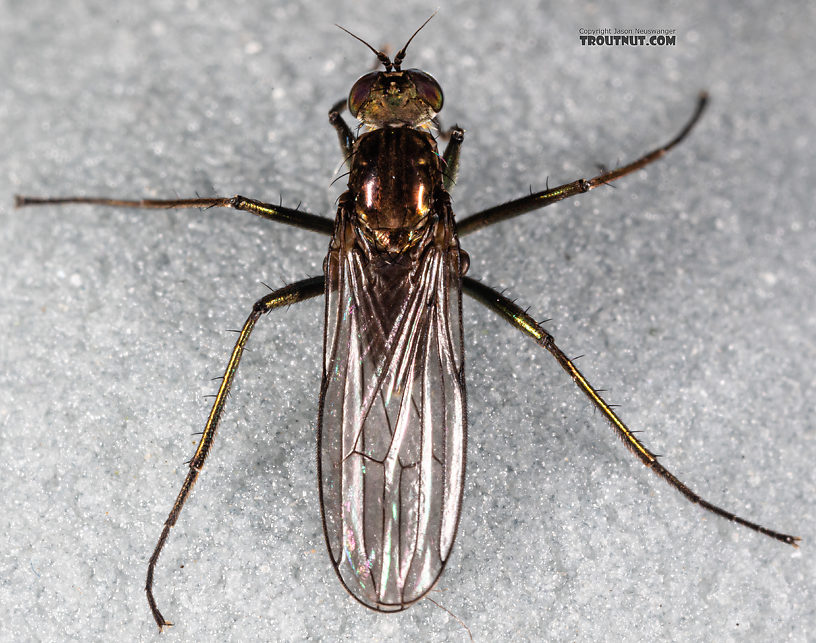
15, 15, 799, 631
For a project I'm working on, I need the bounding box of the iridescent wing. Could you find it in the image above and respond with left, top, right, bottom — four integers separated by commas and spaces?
317, 211, 466, 611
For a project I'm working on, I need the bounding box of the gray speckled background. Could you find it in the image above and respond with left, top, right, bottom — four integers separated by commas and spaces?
2, 1, 814, 641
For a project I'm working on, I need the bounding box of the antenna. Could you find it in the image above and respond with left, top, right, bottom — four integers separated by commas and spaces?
337, 11, 438, 71
335, 24, 393, 70
393, 11, 437, 70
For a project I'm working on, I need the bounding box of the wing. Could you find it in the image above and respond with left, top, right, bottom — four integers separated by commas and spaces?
317, 214, 466, 611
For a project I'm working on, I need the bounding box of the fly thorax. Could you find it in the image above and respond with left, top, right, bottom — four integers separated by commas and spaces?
349, 128, 441, 255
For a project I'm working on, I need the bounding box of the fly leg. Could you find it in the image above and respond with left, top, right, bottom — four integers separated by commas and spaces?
462, 275, 800, 547
15, 193, 334, 235
457, 93, 708, 236
329, 98, 355, 166
441, 125, 464, 192
145, 276, 325, 630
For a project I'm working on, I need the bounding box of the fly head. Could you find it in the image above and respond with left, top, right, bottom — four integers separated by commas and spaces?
338, 13, 443, 128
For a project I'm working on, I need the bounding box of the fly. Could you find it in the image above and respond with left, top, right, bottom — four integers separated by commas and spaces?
15, 15, 799, 631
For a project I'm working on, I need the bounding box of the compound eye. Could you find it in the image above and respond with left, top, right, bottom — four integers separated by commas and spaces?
348, 71, 380, 118
405, 69, 443, 113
